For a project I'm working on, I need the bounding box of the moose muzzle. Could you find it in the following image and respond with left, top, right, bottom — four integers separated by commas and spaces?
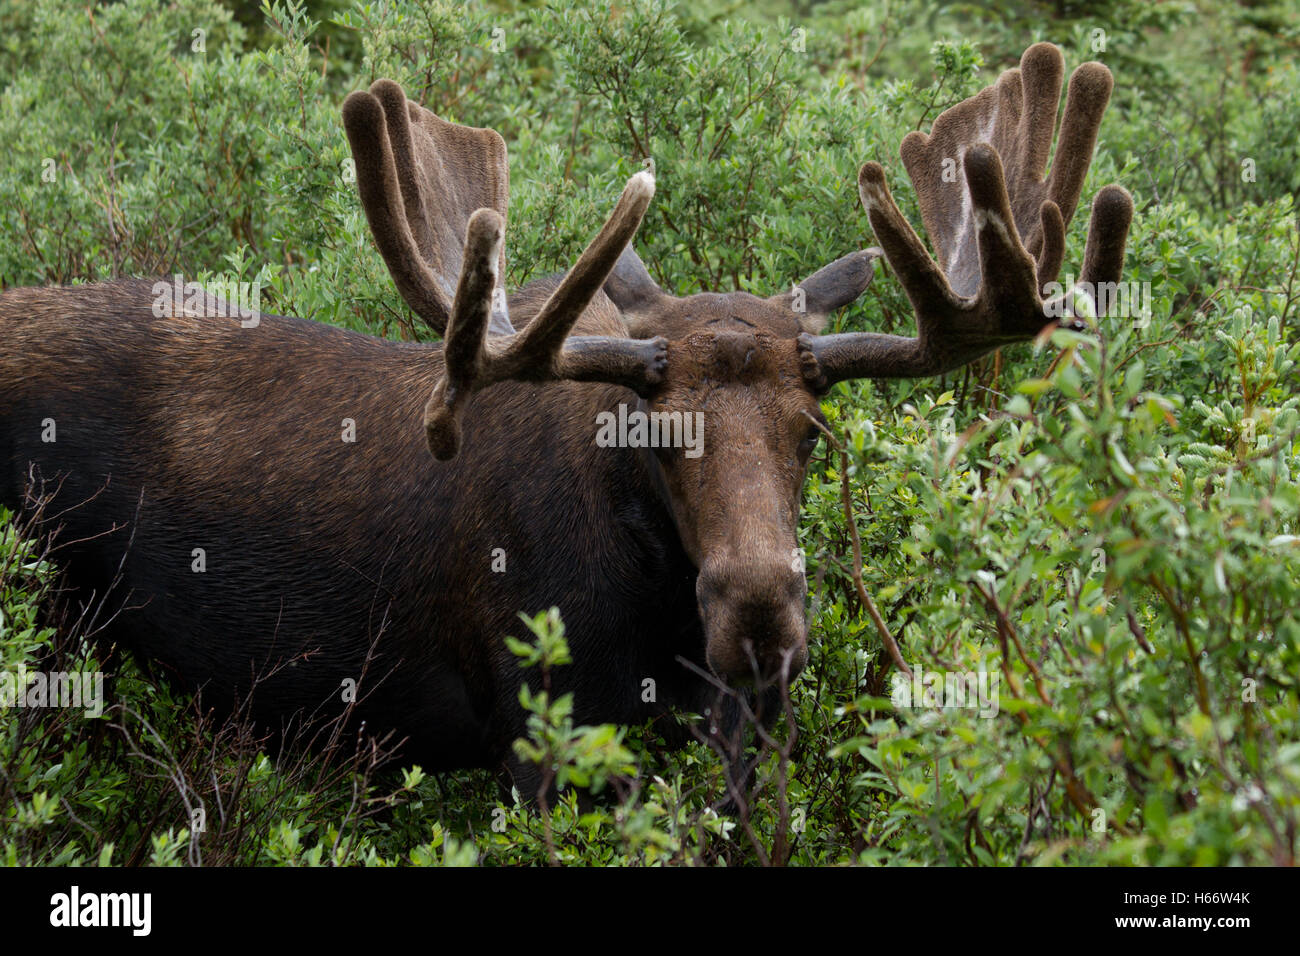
696, 559, 809, 686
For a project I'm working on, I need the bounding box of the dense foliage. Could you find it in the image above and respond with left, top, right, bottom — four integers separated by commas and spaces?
1, 0, 1297, 865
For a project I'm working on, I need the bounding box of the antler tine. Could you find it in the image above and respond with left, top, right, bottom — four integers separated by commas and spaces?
1047, 61, 1115, 231
369, 79, 437, 265
423, 171, 668, 460
1016, 42, 1065, 186
1044, 182, 1134, 320
804, 43, 1135, 390
1035, 200, 1066, 293
343, 88, 454, 333
964, 143, 1041, 320
503, 170, 656, 371
1080, 185, 1134, 288
423, 209, 502, 460
857, 161, 963, 319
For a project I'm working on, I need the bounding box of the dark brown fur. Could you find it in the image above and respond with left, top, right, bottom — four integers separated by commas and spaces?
0, 279, 709, 783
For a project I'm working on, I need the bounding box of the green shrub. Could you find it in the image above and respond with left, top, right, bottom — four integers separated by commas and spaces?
1, 0, 1296, 865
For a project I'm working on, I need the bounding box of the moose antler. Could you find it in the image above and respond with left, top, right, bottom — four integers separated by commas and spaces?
343, 80, 668, 459
343, 79, 512, 336
422, 171, 669, 459
803, 42, 1134, 388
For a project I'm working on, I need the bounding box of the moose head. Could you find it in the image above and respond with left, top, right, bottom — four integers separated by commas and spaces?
342, 42, 1134, 689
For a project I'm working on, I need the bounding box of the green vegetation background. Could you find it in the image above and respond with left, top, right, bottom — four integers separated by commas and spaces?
1, 0, 1298, 865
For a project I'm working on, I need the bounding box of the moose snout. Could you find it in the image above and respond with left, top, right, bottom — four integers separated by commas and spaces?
697, 561, 809, 686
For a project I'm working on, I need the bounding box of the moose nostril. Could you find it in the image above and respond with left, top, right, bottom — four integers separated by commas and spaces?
701, 601, 809, 686
708, 633, 808, 687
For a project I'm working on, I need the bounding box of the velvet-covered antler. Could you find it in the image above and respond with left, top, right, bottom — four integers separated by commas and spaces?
422, 172, 668, 459
803, 42, 1134, 388
343, 79, 513, 336
343, 80, 669, 459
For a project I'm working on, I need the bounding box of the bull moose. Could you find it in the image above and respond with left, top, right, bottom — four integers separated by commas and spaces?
0, 44, 1132, 798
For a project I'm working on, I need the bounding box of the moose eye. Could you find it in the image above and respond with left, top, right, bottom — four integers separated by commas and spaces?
798, 426, 821, 458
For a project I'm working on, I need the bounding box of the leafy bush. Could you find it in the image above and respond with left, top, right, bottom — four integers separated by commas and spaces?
1, 0, 1296, 865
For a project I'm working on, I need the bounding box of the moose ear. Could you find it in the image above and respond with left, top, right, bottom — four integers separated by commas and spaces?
604, 246, 676, 337
769, 248, 881, 332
